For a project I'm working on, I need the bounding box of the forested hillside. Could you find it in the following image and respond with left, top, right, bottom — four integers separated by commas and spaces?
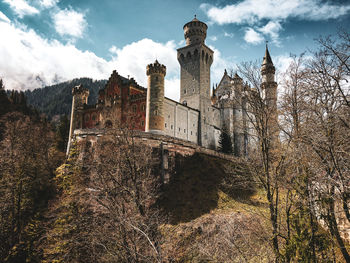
24, 78, 107, 120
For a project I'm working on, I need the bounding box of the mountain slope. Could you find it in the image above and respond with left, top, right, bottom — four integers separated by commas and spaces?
24, 78, 107, 120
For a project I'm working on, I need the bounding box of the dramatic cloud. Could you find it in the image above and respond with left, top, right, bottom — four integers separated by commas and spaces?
3, 0, 39, 18
53, 8, 87, 38
244, 28, 264, 45
201, 0, 350, 45
0, 20, 112, 90
0, 17, 233, 101
0, 19, 181, 100
200, 0, 350, 25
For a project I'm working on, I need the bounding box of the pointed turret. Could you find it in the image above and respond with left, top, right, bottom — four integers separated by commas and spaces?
260, 43, 279, 148
262, 43, 273, 65
261, 43, 275, 78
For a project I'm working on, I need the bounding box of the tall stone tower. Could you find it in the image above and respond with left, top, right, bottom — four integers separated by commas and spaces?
145, 60, 166, 134
67, 85, 89, 155
261, 44, 279, 144
177, 16, 213, 146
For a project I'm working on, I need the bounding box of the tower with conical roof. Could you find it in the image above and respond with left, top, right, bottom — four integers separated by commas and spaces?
261, 44, 279, 144
177, 16, 214, 146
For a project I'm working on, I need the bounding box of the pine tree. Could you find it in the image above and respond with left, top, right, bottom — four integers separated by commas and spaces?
55, 115, 70, 152
0, 79, 11, 116
219, 125, 233, 154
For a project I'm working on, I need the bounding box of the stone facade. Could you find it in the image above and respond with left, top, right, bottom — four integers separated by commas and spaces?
67, 17, 278, 156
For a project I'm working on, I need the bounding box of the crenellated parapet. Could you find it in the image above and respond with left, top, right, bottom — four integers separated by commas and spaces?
183, 16, 208, 46
146, 60, 166, 76
72, 84, 89, 96
72, 84, 89, 109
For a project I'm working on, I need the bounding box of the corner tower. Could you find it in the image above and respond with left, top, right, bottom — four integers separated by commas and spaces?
177, 16, 214, 146
67, 85, 89, 155
145, 60, 166, 134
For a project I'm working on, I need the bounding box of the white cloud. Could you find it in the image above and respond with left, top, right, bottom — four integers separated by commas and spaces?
0, 18, 235, 102
224, 31, 234, 38
244, 28, 264, 45
209, 45, 236, 86
209, 35, 218, 41
201, 0, 350, 25
0, 19, 183, 100
0, 20, 112, 90
53, 8, 87, 38
109, 38, 181, 100
3, 0, 39, 18
0, 11, 11, 23
258, 21, 282, 45
39, 0, 59, 8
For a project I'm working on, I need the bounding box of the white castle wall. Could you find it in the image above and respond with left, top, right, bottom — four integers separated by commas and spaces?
163, 98, 199, 144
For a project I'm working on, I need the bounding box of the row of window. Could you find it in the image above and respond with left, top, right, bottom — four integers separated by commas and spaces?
164, 123, 197, 136
132, 103, 146, 113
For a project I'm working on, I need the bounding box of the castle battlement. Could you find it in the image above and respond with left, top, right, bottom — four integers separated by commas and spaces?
146, 60, 166, 76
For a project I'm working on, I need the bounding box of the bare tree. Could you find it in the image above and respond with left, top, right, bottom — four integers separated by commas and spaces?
238, 61, 287, 262
84, 126, 164, 263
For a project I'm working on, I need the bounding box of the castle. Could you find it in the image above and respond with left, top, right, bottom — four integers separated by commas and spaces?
67, 17, 277, 156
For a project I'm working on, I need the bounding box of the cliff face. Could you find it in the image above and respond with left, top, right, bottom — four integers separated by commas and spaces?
44, 131, 273, 262
41, 130, 347, 262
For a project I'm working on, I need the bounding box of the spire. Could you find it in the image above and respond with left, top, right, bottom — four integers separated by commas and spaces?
263, 41, 273, 65
261, 41, 275, 76
224, 69, 227, 75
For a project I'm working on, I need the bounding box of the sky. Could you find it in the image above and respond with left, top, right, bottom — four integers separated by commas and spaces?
1, 0, 350, 101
